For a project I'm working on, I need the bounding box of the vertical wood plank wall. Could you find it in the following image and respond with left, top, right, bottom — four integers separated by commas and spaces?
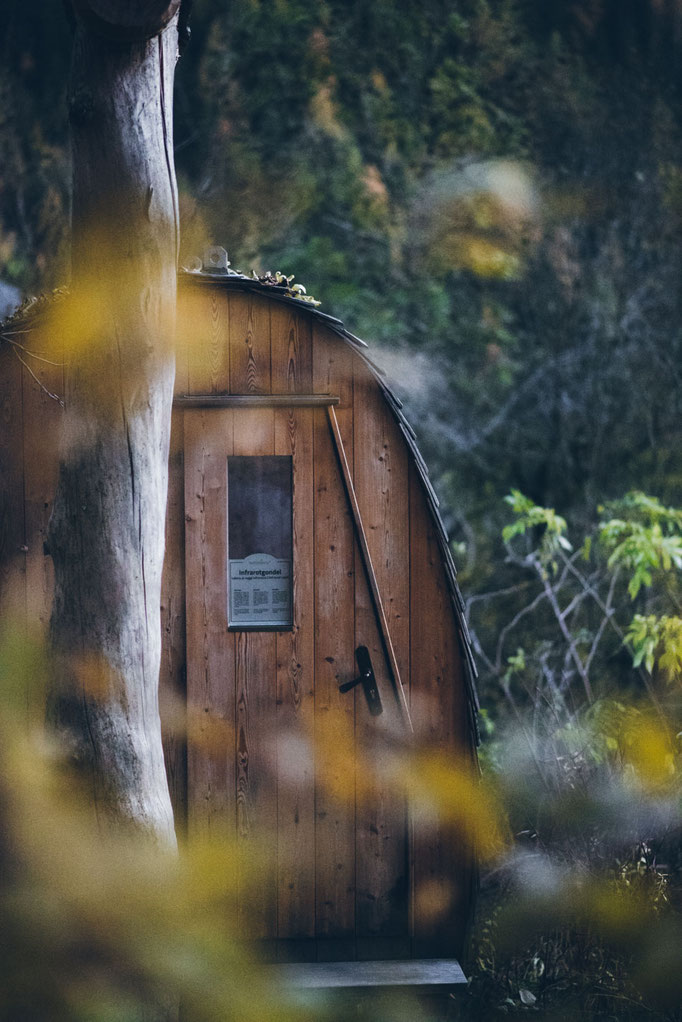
183, 286, 234, 850
409, 459, 469, 957
353, 363, 410, 958
271, 305, 316, 951
312, 331, 357, 960
230, 295, 278, 939
3, 282, 475, 961
1, 326, 63, 725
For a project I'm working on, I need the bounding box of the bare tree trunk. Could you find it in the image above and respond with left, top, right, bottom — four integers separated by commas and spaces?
47, 3, 181, 844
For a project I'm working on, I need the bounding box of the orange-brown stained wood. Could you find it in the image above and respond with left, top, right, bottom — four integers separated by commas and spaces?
352, 362, 411, 693
275, 407, 315, 939
160, 407, 187, 830
326, 402, 411, 732
230, 293, 271, 395
184, 408, 235, 840
272, 302, 316, 941
312, 326, 356, 950
229, 294, 278, 936
352, 361, 410, 946
184, 313, 234, 841
270, 304, 312, 395
183, 283, 229, 397
233, 406, 278, 940
3, 278, 476, 960
409, 458, 468, 958
174, 281, 193, 396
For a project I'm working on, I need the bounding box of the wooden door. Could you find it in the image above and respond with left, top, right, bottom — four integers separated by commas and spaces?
184, 402, 410, 963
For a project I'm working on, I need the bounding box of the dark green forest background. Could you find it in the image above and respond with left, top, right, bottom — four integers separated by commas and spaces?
3, 4, 682, 1017
3, 0, 682, 590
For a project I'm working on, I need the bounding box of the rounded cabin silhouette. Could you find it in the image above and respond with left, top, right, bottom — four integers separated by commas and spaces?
0, 249, 479, 978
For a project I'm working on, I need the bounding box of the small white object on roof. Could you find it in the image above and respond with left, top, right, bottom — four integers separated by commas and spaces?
203, 245, 230, 273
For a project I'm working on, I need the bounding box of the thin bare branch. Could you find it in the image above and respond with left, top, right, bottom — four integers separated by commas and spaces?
493, 550, 576, 673
467, 627, 496, 677
466, 579, 534, 615
494, 587, 548, 673
1, 326, 36, 337
562, 556, 625, 636
10, 348, 65, 407
540, 571, 594, 703
559, 585, 593, 623
583, 568, 619, 679
2, 335, 64, 366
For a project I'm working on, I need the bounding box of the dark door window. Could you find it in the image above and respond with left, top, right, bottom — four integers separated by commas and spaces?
227, 455, 293, 629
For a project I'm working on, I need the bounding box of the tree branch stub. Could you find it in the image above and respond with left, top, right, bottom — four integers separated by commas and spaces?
70, 0, 182, 42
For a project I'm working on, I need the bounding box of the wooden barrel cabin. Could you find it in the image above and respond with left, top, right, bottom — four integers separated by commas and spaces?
0, 248, 479, 978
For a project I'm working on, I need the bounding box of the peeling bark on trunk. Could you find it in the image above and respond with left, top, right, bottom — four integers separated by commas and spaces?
47, 7, 180, 844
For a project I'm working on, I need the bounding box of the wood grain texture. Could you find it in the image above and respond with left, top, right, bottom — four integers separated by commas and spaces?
174, 280, 194, 396
229, 293, 271, 394
273, 313, 315, 937
184, 284, 229, 396
160, 408, 187, 831
352, 364, 411, 688
312, 327, 356, 946
175, 394, 338, 408
174, 283, 474, 958
233, 407, 278, 939
184, 409, 235, 839
184, 279, 232, 839
352, 362, 410, 943
326, 404, 412, 732
270, 305, 313, 394
275, 408, 315, 938
409, 460, 468, 957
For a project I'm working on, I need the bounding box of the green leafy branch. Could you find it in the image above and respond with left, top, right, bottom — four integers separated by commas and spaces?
471, 491, 682, 737
502, 489, 572, 570
626, 615, 682, 680
601, 515, 682, 600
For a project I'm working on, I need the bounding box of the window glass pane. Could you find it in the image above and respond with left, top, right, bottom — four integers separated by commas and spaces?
227, 456, 293, 628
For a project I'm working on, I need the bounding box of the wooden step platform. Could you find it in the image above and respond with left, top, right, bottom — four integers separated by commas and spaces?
266, 959, 467, 989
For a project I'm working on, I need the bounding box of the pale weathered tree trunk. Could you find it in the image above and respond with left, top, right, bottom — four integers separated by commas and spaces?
48, 2, 182, 844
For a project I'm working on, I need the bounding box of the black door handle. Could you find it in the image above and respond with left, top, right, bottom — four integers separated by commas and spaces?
339, 646, 383, 716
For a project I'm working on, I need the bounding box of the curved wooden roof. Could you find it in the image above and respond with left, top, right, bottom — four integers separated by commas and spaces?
0, 269, 480, 743
179, 267, 480, 744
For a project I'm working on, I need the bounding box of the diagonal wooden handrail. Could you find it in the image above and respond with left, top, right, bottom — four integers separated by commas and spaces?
326, 404, 414, 734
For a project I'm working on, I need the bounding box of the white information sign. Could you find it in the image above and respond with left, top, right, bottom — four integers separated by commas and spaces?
228, 553, 292, 628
